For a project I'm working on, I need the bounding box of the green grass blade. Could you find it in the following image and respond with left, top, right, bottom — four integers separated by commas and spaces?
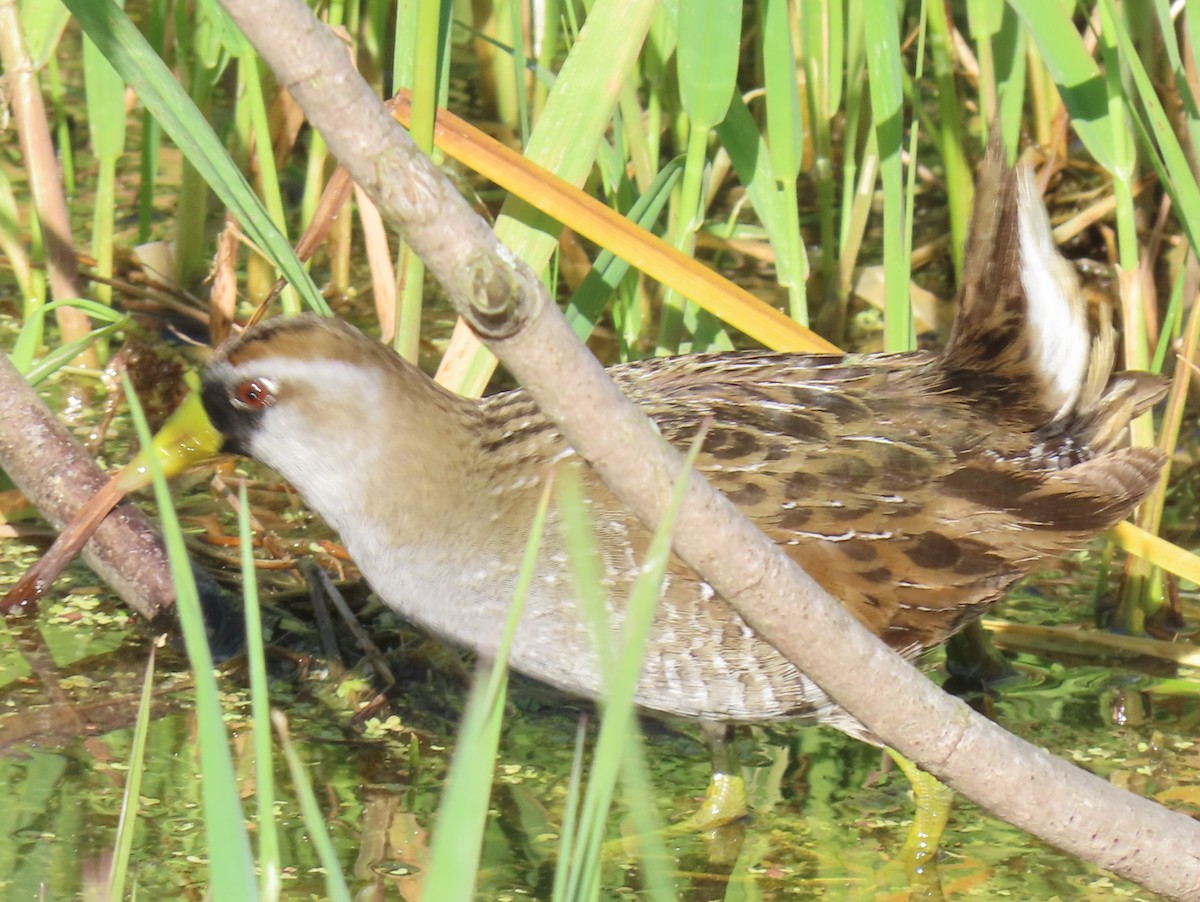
864, 0, 911, 351
837, 0, 868, 306
677, 0, 739, 129
83, 2, 125, 307
1099, 0, 1200, 253
0, 168, 36, 304
901, 0, 927, 332
716, 94, 810, 328
123, 373, 257, 899
559, 428, 707, 901
18, 0, 69, 68
563, 158, 683, 341
136, 0, 168, 243
926, 0, 970, 284
761, 0, 808, 325
422, 478, 555, 901
968, 1, 1025, 151
22, 321, 123, 386
550, 716, 589, 902
657, 0, 742, 351
8, 298, 126, 375
106, 646, 156, 902
761, 0, 802, 186
1009, 0, 1116, 170
801, 0, 843, 320
238, 484, 281, 901
272, 712, 352, 902
391, 0, 449, 359
1151, 264, 1187, 376
505, 0, 530, 142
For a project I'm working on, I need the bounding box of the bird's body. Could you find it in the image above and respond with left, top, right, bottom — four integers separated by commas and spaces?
201, 161, 1165, 741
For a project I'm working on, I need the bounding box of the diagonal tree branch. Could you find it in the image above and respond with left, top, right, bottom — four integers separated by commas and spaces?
0, 353, 175, 621
205, 0, 1200, 897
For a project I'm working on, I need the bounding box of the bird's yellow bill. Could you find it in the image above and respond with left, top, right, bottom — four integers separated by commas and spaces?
115, 373, 224, 493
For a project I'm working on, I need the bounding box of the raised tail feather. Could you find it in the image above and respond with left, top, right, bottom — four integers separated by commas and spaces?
941, 143, 1167, 464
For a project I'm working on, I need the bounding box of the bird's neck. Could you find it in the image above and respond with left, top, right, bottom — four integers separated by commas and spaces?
312, 394, 561, 647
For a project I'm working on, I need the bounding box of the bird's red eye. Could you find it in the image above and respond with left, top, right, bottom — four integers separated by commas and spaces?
232, 378, 277, 411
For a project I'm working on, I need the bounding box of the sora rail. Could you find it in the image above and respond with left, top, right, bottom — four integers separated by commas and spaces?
199, 159, 1165, 744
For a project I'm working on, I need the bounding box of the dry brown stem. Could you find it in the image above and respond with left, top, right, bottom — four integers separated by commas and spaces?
0, 0, 93, 357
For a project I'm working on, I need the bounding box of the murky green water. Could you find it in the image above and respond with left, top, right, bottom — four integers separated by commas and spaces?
1, 539, 1196, 900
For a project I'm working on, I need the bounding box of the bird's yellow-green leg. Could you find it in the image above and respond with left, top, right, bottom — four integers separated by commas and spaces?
672, 722, 748, 831
887, 748, 954, 875
116, 372, 224, 492
678, 771, 748, 831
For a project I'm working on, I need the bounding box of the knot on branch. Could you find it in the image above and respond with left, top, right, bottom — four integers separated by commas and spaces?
461, 250, 540, 339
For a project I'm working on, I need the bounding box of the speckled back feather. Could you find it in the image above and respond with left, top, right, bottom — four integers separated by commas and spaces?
467, 154, 1165, 731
